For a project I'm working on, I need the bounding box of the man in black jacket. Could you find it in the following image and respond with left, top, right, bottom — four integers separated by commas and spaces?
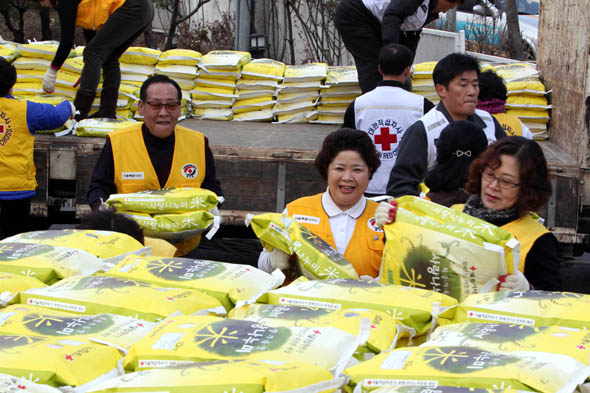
335, 0, 462, 93
386, 53, 506, 198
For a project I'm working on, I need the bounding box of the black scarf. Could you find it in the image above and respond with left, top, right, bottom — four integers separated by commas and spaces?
463, 194, 519, 227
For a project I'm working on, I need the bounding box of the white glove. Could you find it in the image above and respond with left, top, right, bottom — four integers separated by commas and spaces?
42, 66, 58, 93
270, 248, 291, 271
498, 271, 530, 292
375, 200, 398, 228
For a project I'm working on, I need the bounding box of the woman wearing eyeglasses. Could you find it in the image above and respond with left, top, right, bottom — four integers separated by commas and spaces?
377, 135, 561, 291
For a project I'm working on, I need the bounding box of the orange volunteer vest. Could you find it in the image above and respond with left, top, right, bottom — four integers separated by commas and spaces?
493, 113, 524, 137
287, 193, 384, 277
0, 98, 36, 193
76, 0, 126, 30
110, 123, 206, 256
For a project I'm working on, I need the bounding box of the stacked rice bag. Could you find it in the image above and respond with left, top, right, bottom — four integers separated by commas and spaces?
274, 63, 327, 123
313, 66, 361, 124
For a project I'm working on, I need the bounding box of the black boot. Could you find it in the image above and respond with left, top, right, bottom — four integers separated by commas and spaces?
89, 88, 118, 119
73, 90, 96, 121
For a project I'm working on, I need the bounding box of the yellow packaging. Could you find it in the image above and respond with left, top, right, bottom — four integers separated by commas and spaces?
74, 118, 137, 137
194, 77, 237, 89
124, 314, 361, 375
0, 334, 122, 388
380, 196, 519, 301
201, 50, 252, 70
505, 108, 550, 123
425, 322, 590, 365
11, 82, 41, 95
0, 304, 155, 352
344, 345, 589, 393
20, 42, 59, 60
456, 290, 590, 329
62, 56, 84, 74
232, 108, 274, 122
158, 48, 202, 65
120, 47, 161, 65
106, 254, 284, 310
12, 57, 51, 70
2, 229, 145, 261
259, 277, 457, 338
247, 213, 360, 280
411, 61, 437, 78
494, 62, 539, 81
121, 210, 217, 243
370, 388, 517, 393
18, 274, 225, 321
228, 303, 402, 359
0, 372, 64, 393
17, 94, 68, 106
506, 95, 551, 110
505, 78, 547, 96
312, 114, 346, 125
192, 107, 233, 120
284, 63, 328, 83
155, 63, 198, 79
106, 187, 219, 213
275, 111, 318, 124
325, 66, 359, 85
241, 58, 286, 80
320, 84, 361, 97
87, 359, 344, 393
0, 42, 19, 63
232, 96, 276, 113
0, 272, 45, 307
16, 69, 44, 83
191, 86, 237, 99
0, 242, 106, 285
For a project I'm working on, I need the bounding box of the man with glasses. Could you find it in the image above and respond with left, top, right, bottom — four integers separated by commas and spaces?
87, 75, 223, 254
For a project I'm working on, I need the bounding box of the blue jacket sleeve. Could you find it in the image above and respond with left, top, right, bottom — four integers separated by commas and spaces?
26, 100, 72, 133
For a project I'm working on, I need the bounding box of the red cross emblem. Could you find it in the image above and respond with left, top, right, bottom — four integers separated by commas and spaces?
374, 126, 397, 151
0, 124, 4, 135
577, 345, 586, 350
313, 330, 321, 334
17, 385, 26, 390
470, 266, 477, 271
65, 354, 73, 361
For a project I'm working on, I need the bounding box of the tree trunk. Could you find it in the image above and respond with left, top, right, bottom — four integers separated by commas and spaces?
39, 6, 52, 40
165, 0, 181, 50
285, 0, 295, 64
504, 0, 523, 60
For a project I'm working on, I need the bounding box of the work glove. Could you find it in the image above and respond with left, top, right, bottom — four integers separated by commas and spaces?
375, 200, 398, 228
497, 271, 530, 292
270, 248, 291, 271
42, 66, 58, 93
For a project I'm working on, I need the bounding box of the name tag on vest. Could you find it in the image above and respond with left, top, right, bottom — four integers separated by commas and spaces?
122, 172, 144, 180
293, 214, 320, 225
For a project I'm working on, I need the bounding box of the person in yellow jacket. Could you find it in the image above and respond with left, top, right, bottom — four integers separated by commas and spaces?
87, 75, 223, 256
0, 57, 74, 239
377, 136, 561, 291
40, 0, 154, 120
476, 70, 533, 139
258, 128, 387, 278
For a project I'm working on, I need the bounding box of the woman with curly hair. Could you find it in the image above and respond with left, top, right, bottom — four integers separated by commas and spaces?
257, 128, 385, 277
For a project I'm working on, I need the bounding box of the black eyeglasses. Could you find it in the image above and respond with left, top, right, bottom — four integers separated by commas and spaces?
145, 101, 181, 111
482, 168, 520, 190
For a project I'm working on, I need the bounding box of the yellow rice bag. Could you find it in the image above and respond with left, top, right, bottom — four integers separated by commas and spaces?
325, 66, 359, 85
0, 372, 64, 393
228, 303, 402, 360
106, 254, 284, 310
0, 272, 45, 307
411, 61, 437, 78
20, 41, 60, 60
191, 86, 237, 100
55, 69, 79, 88
425, 322, 590, 365
201, 50, 252, 70
380, 196, 520, 301
120, 46, 161, 65
87, 359, 344, 393
0, 334, 122, 388
16, 69, 44, 83
16, 94, 68, 105
0, 42, 19, 63
0, 242, 106, 284
155, 63, 198, 79
320, 84, 362, 97
494, 62, 539, 81
232, 96, 276, 113
232, 108, 274, 122
284, 63, 328, 83
62, 56, 84, 74
11, 82, 41, 95
158, 48, 202, 65
12, 57, 51, 70
18, 274, 225, 321
456, 290, 590, 328
505, 78, 547, 96
121, 210, 218, 243
505, 108, 550, 123
194, 77, 237, 89
192, 107, 233, 120
0, 304, 156, 352
241, 58, 286, 80
311, 114, 346, 125
106, 187, 219, 213
124, 314, 361, 375
2, 229, 146, 261
344, 345, 589, 393
259, 277, 457, 338
506, 95, 551, 110
247, 213, 360, 280
275, 111, 318, 124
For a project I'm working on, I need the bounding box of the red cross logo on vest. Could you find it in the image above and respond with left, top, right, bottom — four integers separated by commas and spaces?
0, 123, 4, 135
374, 126, 397, 151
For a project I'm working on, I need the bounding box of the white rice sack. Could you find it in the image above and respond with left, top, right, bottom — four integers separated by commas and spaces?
16, 69, 44, 83
241, 58, 286, 81
283, 63, 328, 83
192, 108, 233, 120
233, 108, 274, 122
75, 118, 137, 137
158, 49, 202, 66
20, 41, 60, 60
233, 96, 276, 114
12, 57, 51, 70
325, 65, 359, 86
119, 62, 155, 76
201, 50, 252, 70
191, 99, 234, 109
154, 63, 198, 80
236, 79, 279, 90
